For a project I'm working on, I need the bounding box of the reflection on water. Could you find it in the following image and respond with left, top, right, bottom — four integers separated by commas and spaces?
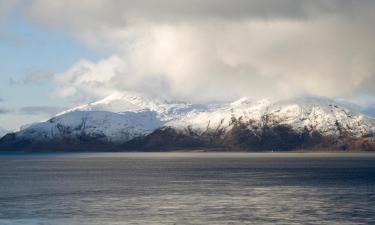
0, 152, 374, 225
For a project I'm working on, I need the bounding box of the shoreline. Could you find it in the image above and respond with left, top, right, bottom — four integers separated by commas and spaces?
1, 150, 375, 157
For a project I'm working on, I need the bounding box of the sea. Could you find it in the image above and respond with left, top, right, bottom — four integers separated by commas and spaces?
0, 152, 374, 225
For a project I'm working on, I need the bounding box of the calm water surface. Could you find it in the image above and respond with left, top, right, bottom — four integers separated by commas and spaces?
0, 152, 375, 225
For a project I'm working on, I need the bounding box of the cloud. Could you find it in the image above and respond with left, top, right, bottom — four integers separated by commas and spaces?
0, 105, 65, 116
8, 77, 21, 86
53, 56, 125, 101
0, 0, 19, 24
6, 70, 54, 87
27, 0, 374, 26
0, 108, 10, 114
0, 105, 62, 116
335, 95, 375, 118
21, 0, 375, 102
0, 98, 9, 114
6, 69, 55, 86
23, 69, 54, 84
18, 106, 66, 116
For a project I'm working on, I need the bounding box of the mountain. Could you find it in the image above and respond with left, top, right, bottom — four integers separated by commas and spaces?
335, 98, 375, 118
0, 127, 9, 138
361, 106, 375, 118
1, 92, 374, 151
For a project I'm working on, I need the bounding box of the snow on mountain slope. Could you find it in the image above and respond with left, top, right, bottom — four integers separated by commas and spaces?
59, 91, 212, 122
167, 97, 375, 138
0, 127, 9, 138
17, 110, 161, 143
8, 92, 375, 146
269, 98, 374, 137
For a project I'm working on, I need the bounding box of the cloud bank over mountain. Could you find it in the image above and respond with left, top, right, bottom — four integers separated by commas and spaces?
12, 0, 375, 102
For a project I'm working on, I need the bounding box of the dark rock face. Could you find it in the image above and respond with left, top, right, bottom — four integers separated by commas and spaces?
123, 126, 308, 151
123, 127, 220, 151
0, 133, 120, 152
122, 124, 375, 152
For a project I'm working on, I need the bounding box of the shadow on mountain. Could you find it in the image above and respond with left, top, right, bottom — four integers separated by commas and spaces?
123, 117, 375, 152
1, 116, 375, 152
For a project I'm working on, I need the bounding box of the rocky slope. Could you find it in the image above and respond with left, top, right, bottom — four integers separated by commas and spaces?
1, 92, 374, 151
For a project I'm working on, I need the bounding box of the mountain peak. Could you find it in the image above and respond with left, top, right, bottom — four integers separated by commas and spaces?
59, 91, 164, 115
2, 95, 374, 151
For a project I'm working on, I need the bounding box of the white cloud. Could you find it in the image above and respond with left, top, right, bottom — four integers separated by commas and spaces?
23, 0, 375, 102
53, 56, 125, 100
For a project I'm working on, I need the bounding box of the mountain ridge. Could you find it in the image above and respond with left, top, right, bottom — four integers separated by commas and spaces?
1, 92, 374, 151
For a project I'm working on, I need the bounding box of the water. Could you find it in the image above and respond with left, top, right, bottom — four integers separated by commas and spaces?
0, 152, 375, 225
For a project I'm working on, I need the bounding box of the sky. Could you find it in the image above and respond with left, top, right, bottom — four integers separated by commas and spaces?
1, 0, 375, 130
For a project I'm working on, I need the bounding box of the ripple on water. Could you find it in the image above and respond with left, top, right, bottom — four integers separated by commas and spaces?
0, 152, 374, 225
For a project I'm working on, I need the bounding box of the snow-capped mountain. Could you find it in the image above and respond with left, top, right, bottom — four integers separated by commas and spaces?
57, 92, 375, 138
16, 110, 161, 144
1, 92, 374, 151
0, 127, 9, 138
59, 92, 212, 122
167, 97, 375, 137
